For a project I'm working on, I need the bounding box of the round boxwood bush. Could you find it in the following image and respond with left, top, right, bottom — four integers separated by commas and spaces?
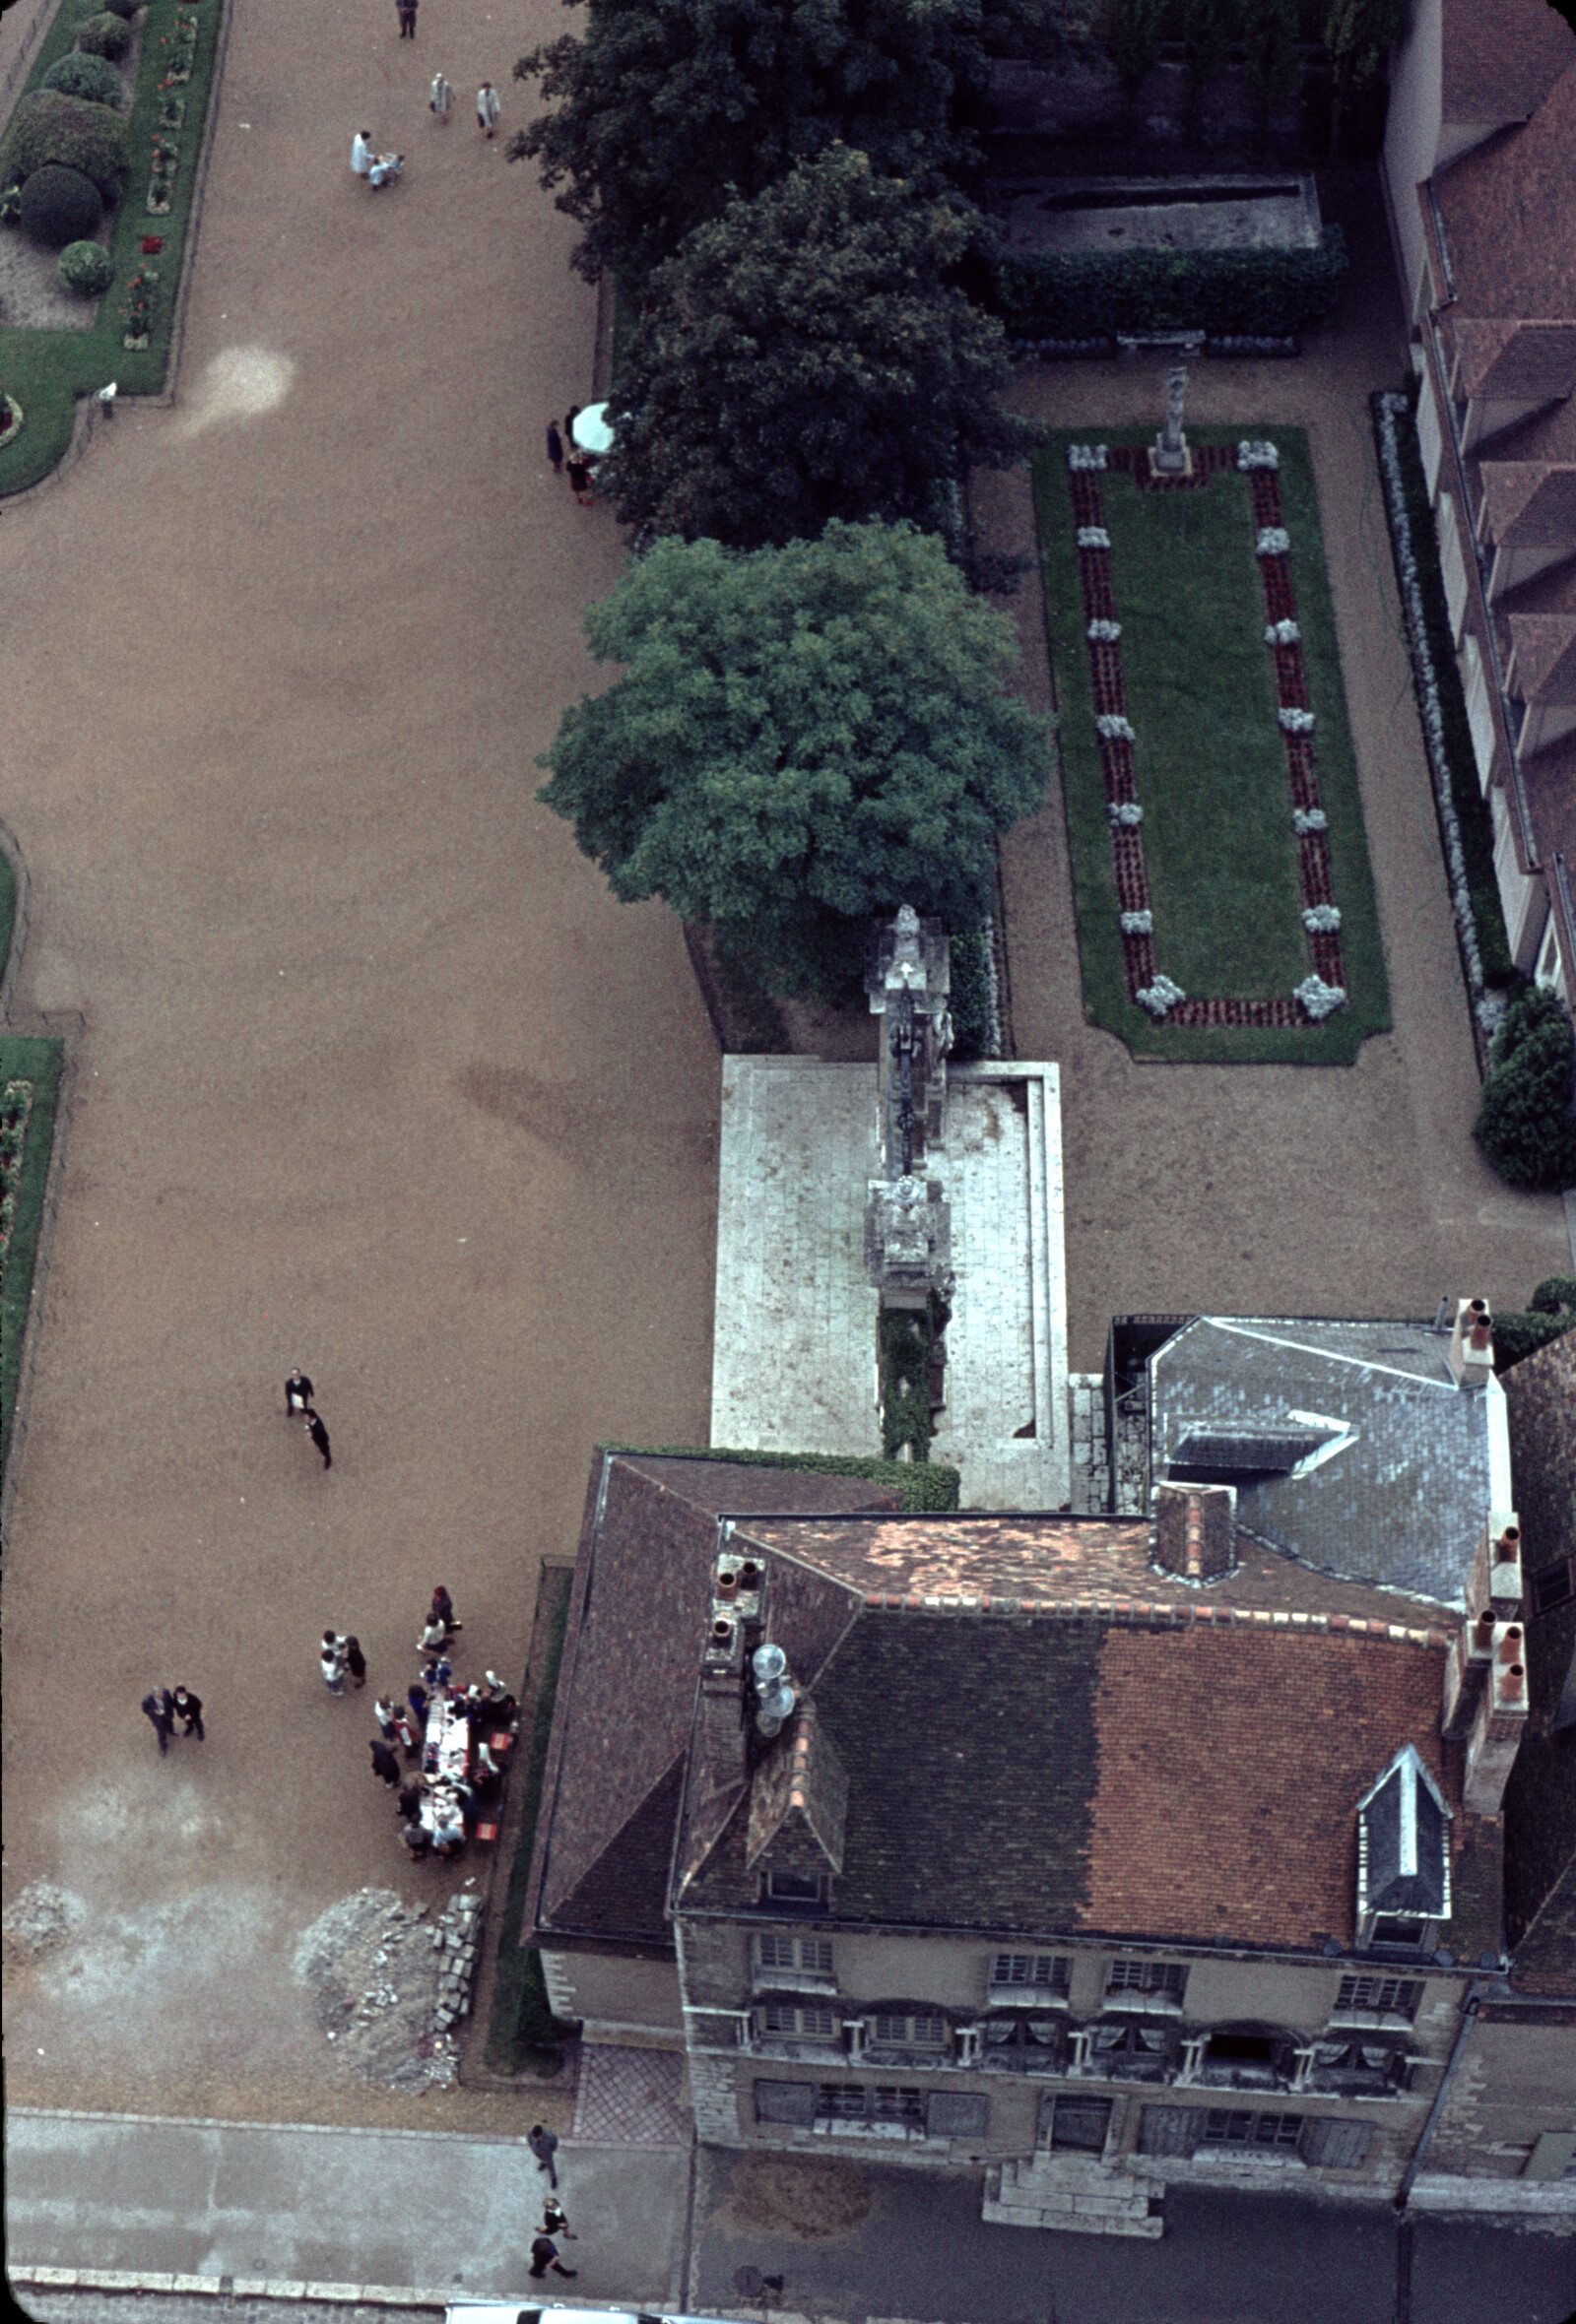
1474, 984, 1576, 1191
42, 49, 124, 105
19, 163, 103, 248
75, 11, 133, 59
58, 236, 113, 293
0, 90, 129, 200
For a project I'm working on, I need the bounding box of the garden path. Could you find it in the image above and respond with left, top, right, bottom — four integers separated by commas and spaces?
0, 0, 719, 2129
975, 166, 1570, 1366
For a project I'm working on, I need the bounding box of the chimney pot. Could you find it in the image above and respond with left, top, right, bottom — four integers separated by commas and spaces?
1502, 1665, 1526, 1700
1475, 1611, 1496, 1643
1495, 1528, 1521, 1560
1499, 1626, 1524, 1660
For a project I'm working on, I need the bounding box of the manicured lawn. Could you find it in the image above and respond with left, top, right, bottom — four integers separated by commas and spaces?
485, 1562, 575, 2077
1, 1034, 65, 1480
0, 0, 225, 495
1034, 425, 1392, 1065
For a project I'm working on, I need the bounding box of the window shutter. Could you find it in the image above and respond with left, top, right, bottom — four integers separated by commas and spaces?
754, 2080, 815, 2126
1299, 2117, 1372, 2169
926, 2092, 988, 2141
1138, 2104, 1208, 2157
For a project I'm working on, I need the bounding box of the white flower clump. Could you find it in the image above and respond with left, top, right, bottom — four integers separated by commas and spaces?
1279, 706, 1315, 733
1302, 904, 1342, 933
1077, 526, 1111, 549
1296, 975, 1346, 1019
1237, 440, 1280, 470
1265, 619, 1300, 645
1136, 975, 1186, 1017
1107, 801, 1144, 826
1256, 527, 1290, 556
1096, 713, 1135, 742
1067, 444, 1108, 472
1374, 392, 1492, 1027
1292, 807, 1328, 835
1087, 618, 1122, 642
1120, 910, 1153, 935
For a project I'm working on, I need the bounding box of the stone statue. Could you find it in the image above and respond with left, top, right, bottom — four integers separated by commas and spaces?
1153, 362, 1189, 475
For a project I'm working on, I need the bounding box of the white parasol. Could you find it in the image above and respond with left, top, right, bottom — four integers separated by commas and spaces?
571, 402, 616, 456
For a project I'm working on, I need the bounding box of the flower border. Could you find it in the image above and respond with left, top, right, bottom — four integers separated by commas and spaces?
1065, 442, 1347, 1028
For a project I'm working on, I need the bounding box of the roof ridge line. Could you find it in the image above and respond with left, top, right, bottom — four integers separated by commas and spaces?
858, 1591, 1450, 1646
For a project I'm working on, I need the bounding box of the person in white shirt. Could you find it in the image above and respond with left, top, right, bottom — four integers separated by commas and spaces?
352, 130, 373, 176
429, 73, 454, 122
368, 154, 403, 188
477, 82, 500, 138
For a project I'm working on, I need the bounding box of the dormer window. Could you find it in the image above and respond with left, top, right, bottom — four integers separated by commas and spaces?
763, 1868, 827, 1907
1354, 1746, 1452, 1952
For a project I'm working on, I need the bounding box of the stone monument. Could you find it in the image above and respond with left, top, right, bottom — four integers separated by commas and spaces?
1150, 362, 1191, 477
863, 905, 954, 1314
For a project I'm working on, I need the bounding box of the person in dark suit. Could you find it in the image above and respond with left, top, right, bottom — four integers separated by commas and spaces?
306, 1410, 332, 1469
528, 2235, 575, 2281
142, 1688, 175, 1755
285, 1369, 314, 1413
369, 1739, 402, 1786
396, 1779, 423, 1820
344, 1636, 366, 1689
170, 1686, 204, 1739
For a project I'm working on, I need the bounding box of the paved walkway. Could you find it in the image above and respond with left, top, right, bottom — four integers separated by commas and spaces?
974, 167, 1569, 1370
5, 2110, 690, 2304
0, 0, 719, 2132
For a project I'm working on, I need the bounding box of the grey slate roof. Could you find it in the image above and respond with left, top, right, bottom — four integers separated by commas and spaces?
1357, 1745, 1452, 1920
1149, 1319, 1510, 1606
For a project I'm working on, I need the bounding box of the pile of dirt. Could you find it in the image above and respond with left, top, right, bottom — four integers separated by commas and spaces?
729, 2152, 874, 2239
292, 1885, 472, 2090
2, 1880, 87, 1966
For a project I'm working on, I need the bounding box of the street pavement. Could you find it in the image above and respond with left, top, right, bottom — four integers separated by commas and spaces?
5, 2111, 691, 2308
687, 2147, 1576, 2324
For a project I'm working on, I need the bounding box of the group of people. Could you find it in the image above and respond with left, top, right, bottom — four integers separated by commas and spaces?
546, 409, 597, 504
340, 1585, 519, 1859
351, 78, 500, 189
141, 1685, 204, 1755
526, 2128, 577, 2279
285, 1368, 332, 1469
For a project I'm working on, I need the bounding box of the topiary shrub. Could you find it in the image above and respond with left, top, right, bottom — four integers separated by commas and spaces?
42, 49, 125, 106
1, 90, 130, 199
99, 0, 143, 17
1492, 1276, 1576, 1371
57, 236, 113, 294
74, 11, 133, 59
18, 163, 103, 249
994, 228, 1350, 342
1474, 985, 1576, 1192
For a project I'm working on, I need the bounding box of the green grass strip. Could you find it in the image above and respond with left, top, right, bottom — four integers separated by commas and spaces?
0, 1035, 64, 1480
486, 1564, 576, 2077
1034, 425, 1391, 1065
0, 846, 16, 980
0, 0, 226, 495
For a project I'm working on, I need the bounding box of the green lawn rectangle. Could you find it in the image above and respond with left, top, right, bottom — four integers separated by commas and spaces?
1033, 425, 1391, 1065
0, 0, 226, 495
1, 1034, 65, 1483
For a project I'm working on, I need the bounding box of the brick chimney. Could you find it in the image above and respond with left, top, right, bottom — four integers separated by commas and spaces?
1151, 1481, 1236, 1582
1446, 1297, 1494, 1388
1463, 1623, 1530, 1812
1446, 1512, 1525, 1744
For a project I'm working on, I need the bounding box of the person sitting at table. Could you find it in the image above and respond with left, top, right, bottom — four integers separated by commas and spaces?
423, 1655, 453, 1690
400, 1817, 429, 1857
475, 1740, 501, 1782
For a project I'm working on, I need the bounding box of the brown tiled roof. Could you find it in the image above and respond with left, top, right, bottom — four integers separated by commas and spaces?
1519, 731, 1576, 855
1506, 612, 1576, 701
1480, 466, 1576, 550
1434, 63, 1576, 320
1441, 0, 1576, 128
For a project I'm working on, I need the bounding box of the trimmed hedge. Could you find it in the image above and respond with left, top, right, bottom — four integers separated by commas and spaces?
2, 89, 130, 199
1474, 985, 1576, 1192
949, 928, 994, 1060
995, 227, 1348, 341
58, 236, 114, 292
41, 49, 125, 105
1493, 1276, 1576, 1371
75, 11, 134, 59
600, 1441, 962, 1513
19, 163, 102, 247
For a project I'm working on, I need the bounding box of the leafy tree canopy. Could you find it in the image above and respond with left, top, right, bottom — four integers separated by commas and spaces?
510, 0, 1090, 281
1473, 982, 1576, 1193
603, 147, 1041, 550
536, 520, 1051, 998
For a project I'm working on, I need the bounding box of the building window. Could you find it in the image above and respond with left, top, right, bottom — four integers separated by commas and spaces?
764, 1869, 826, 1905
755, 2004, 837, 2041
1203, 2109, 1302, 2152
756, 1934, 834, 1976
926, 2092, 989, 2141
1088, 2022, 1171, 2081
991, 1953, 1071, 1995
1370, 1916, 1427, 1949
1105, 1959, 1187, 2004
1047, 2096, 1112, 2154
816, 2084, 926, 2128
1307, 2040, 1409, 2096
1195, 2031, 1293, 2092
980, 2016, 1064, 2073
755, 2080, 815, 2126
1530, 1558, 1575, 1614
870, 2013, 948, 2049
1334, 1975, 1420, 2018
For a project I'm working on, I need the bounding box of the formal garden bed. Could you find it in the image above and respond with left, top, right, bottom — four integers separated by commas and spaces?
0, 1034, 64, 1476
1034, 424, 1390, 1065
0, 0, 225, 494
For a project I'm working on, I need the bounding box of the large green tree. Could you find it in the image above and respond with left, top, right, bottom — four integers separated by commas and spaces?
509, 0, 1090, 282
602, 148, 1040, 551
536, 520, 1051, 999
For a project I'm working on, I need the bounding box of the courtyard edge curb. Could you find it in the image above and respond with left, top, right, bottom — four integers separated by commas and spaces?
0, 1003, 84, 1549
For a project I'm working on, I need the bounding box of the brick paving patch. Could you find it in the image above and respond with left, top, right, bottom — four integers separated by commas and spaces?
570, 2044, 689, 2147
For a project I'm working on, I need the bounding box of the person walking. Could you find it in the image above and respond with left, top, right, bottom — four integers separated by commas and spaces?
369, 1738, 402, 1786
345, 1636, 367, 1690
352, 131, 374, 178
430, 1584, 461, 1636
396, 0, 418, 34
285, 1368, 314, 1414
546, 420, 563, 477
565, 454, 593, 505
527, 2124, 559, 2187
170, 1685, 205, 1740
541, 2196, 576, 2243
306, 1409, 332, 1469
320, 1631, 348, 1695
373, 1695, 400, 1742
477, 81, 500, 137
429, 72, 453, 122
528, 2235, 575, 2282
418, 1613, 447, 1656
142, 1687, 175, 1755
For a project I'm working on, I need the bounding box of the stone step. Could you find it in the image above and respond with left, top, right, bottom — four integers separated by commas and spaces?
985, 2162, 1165, 2239
982, 2192, 1164, 2238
